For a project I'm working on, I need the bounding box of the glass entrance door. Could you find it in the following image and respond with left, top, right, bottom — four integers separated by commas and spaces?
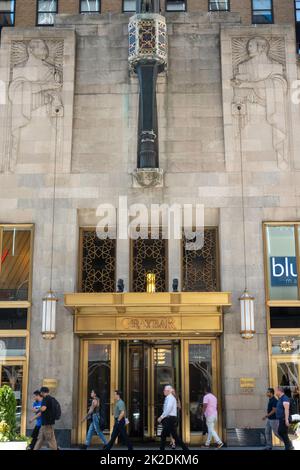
119, 340, 181, 441
78, 340, 117, 444
182, 339, 221, 445
152, 342, 181, 439
78, 338, 221, 445
127, 341, 149, 438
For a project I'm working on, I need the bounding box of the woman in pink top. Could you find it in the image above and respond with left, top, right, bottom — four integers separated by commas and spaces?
203, 387, 223, 448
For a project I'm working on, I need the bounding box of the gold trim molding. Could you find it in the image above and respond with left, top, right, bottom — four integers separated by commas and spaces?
64, 292, 231, 335
267, 300, 300, 307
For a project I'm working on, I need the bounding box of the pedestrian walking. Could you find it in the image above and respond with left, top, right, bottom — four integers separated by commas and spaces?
169, 387, 181, 450
28, 390, 43, 450
203, 387, 223, 448
275, 386, 294, 450
158, 385, 189, 452
103, 390, 133, 451
33, 387, 59, 450
80, 389, 107, 449
262, 387, 280, 450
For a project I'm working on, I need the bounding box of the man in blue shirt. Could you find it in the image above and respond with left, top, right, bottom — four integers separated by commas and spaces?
275, 386, 294, 450
28, 390, 43, 450
262, 388, 280, 450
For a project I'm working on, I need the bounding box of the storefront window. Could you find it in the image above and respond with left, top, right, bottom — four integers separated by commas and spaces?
271, 336, 300, 448
275, 360, 300, 415
272, 335, 300, 355
0, 227, 32, 301
265, 225, 298, 300
0, 364, 23, 432
270, 307, 300, 328
0, 224, 32, 437
0, 337, 26, 357
0, 308, 27, 329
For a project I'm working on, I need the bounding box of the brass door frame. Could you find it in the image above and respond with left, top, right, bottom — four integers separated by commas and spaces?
270, 354, 300, 447
77, 336, 221, 445
181, 338, 221, 445
77, 338, 118, 444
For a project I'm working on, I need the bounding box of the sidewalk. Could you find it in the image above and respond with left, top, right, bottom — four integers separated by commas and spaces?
59, 445, 286, 451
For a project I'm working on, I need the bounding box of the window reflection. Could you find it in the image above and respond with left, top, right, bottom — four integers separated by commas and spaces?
80, 0, 100, 13
209, 1, 229, 11
189, 344, 212, 434
0, 337, 26, 357
0, 229, 31, 301
87, 344, 111, 433
123, 0, 136, 11
276, 361, 300, 421
37, 0, 57, 25
252, 0, 273, 24
1, 365, 23, 432
165, 1, 186, 11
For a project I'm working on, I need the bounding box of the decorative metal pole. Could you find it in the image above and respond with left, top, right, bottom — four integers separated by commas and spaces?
129, 1, 167, 187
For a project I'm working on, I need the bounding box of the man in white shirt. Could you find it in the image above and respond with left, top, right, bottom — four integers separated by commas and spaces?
158, 385, 189, 451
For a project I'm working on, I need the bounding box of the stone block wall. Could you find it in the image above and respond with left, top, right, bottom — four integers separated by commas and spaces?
1, 11, 300, 445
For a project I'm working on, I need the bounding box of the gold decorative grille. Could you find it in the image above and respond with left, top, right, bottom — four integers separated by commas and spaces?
81, 231, 116, 293
132, 237, 167, 292
182, 228, 218, 292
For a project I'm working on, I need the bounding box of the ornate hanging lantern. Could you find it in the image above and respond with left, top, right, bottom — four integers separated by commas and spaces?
42, 290, 58, 340
239, 289, 255, 339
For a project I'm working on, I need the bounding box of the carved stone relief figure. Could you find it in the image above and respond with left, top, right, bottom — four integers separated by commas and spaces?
7, 39, 64, 170
231, 36, 288, 169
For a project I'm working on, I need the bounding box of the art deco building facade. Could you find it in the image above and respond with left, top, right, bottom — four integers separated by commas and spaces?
0, 1, 300, 447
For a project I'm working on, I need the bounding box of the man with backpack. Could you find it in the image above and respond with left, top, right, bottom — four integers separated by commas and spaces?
34, 386, 61, 450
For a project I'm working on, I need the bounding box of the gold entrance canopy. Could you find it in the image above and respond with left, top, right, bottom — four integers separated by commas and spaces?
64, 292, 232, 336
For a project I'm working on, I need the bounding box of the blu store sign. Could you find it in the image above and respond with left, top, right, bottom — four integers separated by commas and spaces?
270, 257, 298, 287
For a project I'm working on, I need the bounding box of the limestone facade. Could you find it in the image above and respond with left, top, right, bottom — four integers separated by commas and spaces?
1, 11, 300, 445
